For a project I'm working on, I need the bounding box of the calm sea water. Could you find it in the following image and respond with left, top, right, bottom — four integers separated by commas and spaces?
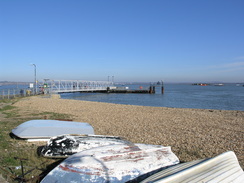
1, 83, 243, 111
60, 84, 244, 111
0, 84, 30, 90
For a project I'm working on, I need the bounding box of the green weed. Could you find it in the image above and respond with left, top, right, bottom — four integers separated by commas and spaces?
39, 112, 72, 120
0, 105, 16, 111
0, 99, 70, 182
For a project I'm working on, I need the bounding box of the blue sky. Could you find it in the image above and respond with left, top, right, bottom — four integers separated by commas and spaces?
0, 0, 244, 83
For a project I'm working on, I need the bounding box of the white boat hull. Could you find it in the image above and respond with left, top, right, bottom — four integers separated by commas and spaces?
140, 151, 244, 183
11, 120, 94, 140
41, 143, 179, 183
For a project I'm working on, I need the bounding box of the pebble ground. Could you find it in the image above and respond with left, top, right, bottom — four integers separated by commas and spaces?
14, 96, 244, 168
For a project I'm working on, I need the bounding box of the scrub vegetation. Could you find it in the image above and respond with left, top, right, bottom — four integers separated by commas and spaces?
0, 98, 72, 183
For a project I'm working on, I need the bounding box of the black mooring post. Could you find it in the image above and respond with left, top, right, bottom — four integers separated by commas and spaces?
149, 86, 152, 94
161, 80, 164, 94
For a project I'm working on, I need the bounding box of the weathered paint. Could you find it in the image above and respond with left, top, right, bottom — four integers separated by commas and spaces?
11, 120, 94, 140
41, 134, 136, 158
41, 143, 179, 183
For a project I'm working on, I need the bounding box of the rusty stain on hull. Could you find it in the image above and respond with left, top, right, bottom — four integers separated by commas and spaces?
41, 143, 179, 183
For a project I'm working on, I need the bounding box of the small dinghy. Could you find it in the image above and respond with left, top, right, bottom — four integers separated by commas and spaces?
11, 120, 94, 141
41, 143, 179, 183
139, 151, 244, 183
41, 134, 135, 158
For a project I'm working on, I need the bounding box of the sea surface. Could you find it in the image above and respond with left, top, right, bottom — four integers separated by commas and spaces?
1, 83, 243, 111
60, 84, 244, 111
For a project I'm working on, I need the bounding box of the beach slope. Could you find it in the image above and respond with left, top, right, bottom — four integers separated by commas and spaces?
14, 96, 244, 168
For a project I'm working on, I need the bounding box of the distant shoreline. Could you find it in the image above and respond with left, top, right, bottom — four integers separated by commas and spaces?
0, 82, 30, 86
1, 81, 244, 85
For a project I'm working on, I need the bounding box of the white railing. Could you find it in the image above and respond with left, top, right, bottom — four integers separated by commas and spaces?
41, 80, 114, 93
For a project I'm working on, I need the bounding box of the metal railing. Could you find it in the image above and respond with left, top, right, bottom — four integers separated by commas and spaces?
0, 88, 36, 99
0, 79, 115, 99
42, 80, 114, 93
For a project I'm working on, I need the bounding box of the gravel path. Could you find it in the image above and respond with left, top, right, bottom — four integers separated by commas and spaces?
14, 96, 244, 168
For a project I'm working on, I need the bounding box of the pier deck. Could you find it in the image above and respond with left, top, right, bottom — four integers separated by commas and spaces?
40, 80, 162, 94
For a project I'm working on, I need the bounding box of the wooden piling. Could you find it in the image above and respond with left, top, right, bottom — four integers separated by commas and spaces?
149, 86, 153, 94
161, 80, 164, 94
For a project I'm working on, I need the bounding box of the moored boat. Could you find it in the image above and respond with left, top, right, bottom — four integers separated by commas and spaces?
214, 83, 224, 86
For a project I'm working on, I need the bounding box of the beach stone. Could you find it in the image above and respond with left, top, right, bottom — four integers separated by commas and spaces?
14, 96, 244, 169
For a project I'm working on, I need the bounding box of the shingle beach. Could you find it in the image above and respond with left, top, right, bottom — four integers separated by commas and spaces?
14, 96, 244, 168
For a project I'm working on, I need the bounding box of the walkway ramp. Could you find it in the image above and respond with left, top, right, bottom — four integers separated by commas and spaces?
42, 80, 113, 94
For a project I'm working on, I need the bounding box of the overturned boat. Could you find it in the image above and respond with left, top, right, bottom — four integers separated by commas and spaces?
11, 120, 94, 141
139, 151, 244, 183
41, 134, 135, 158
41, 143, 179, 183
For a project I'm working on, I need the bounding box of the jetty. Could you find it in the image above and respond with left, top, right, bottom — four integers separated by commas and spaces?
40, 80, 164, 94
0, 80, 164, 99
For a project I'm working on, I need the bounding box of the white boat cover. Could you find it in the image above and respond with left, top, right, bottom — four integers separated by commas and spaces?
140, 151, 244, 183
41, 134, 135, 158
41, 143, 179, 183
11, 120, 94, 140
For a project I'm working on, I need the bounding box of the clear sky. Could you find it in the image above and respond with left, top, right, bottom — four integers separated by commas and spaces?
0, 0, 244, 83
